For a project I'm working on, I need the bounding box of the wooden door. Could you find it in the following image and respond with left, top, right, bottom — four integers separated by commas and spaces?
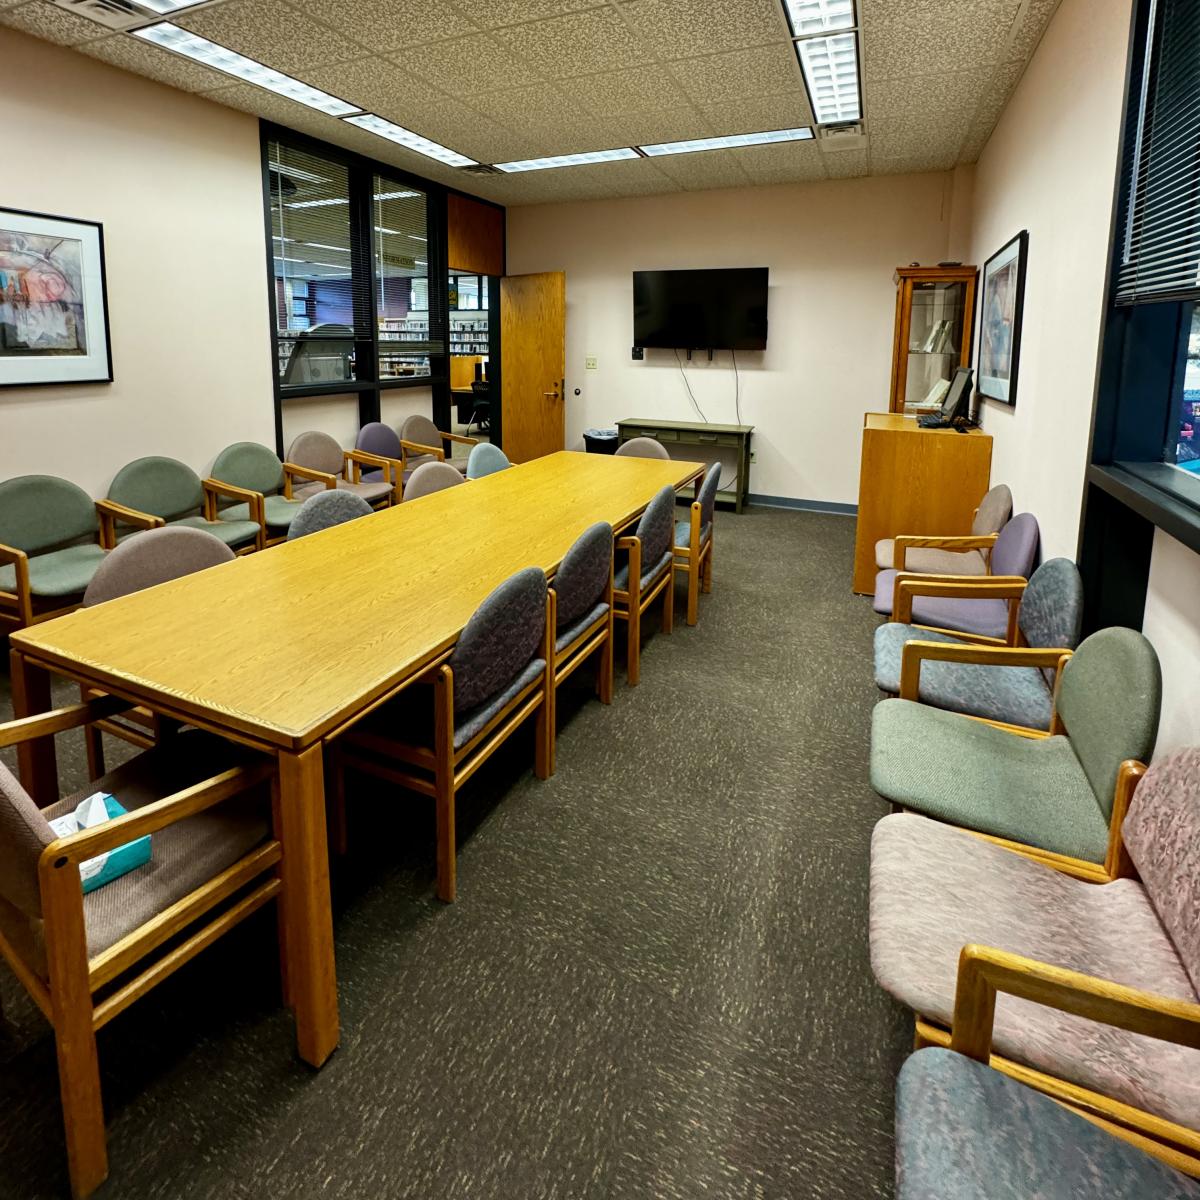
501, 271, 565, 462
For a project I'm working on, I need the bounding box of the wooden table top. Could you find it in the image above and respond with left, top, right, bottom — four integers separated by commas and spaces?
13, 452, 702, 750
864, 412, 990, 437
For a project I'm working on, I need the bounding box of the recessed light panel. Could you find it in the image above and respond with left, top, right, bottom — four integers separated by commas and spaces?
783, 0, 855, 37
494, 147, 640, 173
133, 23, 361, 116
344, 114, 477, 168
137, 0, 212, 12
640, 128, 814, 156
797, 32, 861, 124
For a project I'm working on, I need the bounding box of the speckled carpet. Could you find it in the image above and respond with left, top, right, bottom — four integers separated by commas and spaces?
0, 506, 910, 1200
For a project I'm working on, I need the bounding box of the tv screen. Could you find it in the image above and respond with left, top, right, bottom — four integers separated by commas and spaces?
633, 267, 768, 351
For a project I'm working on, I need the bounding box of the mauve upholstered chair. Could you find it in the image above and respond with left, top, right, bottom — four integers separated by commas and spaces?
616, 436, 670, 460
82, 526, 234, 607
895, 1048, 1200, 1199
286, 430, 395, 508
873, 557, 1084, 730
872, 749, 1200, 1174
335, 567, 552, 901
870, 626, 1161, 869
873, 512, 1042, 638
466, 442, 511, 479
673, 461, 721, 626
287, 489, 373, 540
875, 483, 1013, 574
399, 413, 474, 479
208, 442, 317, 546
613, 485, 675, 686
0, 474, 108, 629
404, 461, 466, 499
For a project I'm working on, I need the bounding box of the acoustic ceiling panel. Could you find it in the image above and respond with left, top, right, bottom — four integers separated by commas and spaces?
667, 43, 802, 105
1, 0, 109, 43
616, 0, 790, 59
289, 0, 475, 49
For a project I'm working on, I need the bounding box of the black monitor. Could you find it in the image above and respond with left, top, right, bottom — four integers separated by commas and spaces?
633, 268, 768, 351
940, 367, 974, 422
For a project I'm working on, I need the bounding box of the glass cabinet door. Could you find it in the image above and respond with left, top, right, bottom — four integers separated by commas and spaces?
890, 268, 977, 413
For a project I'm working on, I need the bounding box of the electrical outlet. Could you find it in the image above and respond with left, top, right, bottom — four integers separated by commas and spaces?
750, 451, 756, 463
585, 355, 598, 371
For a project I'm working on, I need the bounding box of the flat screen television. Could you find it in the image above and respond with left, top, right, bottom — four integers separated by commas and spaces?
633, 267, 768, 351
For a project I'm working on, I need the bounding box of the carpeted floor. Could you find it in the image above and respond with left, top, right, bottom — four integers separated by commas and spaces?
0, 506, 911, 1200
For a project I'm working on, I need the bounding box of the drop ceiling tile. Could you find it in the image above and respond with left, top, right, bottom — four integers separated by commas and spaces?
0, 2, 109, 46
822, 149, 869, 178
870, 150, 957, 175
448, 0, 606, 31
699, 93, 815, 138
80, 33, 233, 91
862, 70, 980, 130
483, 157, 676, 204
290, 0, 477, 50
969, 59, 1027, 131
668, 44, 801, 106
866, 122, 966, 160
563, 67, 692, 116
648, 150, 752, 191
507, 109, 707, 157
405, 32, 542, 93
178, 0, 365, 72
494, 7, 653, 78
1004, 0, 1063, 63
468, 83, 589, 126
729, 139, 827, 183
860, 0, 1021, 80
617, 0, 789, 60
204, 80, 339, 139
304, 56, 453, 118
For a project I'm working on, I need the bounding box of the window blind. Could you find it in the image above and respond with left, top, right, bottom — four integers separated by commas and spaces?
1115, 0, 1200, 305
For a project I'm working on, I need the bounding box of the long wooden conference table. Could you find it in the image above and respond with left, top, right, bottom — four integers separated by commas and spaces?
9, 450, 704, 1069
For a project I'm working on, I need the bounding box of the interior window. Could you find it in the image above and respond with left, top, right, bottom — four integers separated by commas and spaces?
1173, 305, 1200, 476
374, 176, 435, 380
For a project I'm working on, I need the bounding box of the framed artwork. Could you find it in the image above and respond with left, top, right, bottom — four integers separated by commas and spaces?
978, 230, 1028, 407
0, 207, 112, 388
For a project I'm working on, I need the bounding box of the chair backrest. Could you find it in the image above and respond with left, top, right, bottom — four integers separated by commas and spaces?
616, 437, 670, 460
636, 486, 676, 569
1122, 748, 1200, 995
466, 443, 510, 479
83, 527, 233, 606
287, 489, 373, 540
210, 442, 285, 497
450, 566, 547, 714
1017, 558, 1085, 685
989, 512, 1040, 578
401, 414, 443, 452
554, 522, 612, 631
287, 431, 344, 477
697, 462, 722, 528
357, 421, 402, 460
970, 483, 1013, 537
0, 475, 98, 555
405, 461, 465, 499
1057, 627, 1162, 818
109, 456, 205, 521
0, 761, 53, 922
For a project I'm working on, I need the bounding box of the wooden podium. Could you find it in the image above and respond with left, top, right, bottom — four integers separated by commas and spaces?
852, 413, 993, 594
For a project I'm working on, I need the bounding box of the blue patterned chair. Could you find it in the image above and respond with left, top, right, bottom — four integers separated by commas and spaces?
876, 482, 1013, 574
874, 557, 1084, 730
287, 489, 373, 540
673, 462, 721, 626
612, 486, 675, 686
871, 626, 1161, 871
466, 442, 511, 479
334, 567, 553, 901
873, 749, 1200, 1177
286, 430, 397, 508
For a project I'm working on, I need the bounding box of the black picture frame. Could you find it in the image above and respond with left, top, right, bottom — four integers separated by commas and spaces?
977, 229, 1029, 408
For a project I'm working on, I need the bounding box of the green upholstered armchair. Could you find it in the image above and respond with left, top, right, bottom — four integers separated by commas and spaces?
103, 455, 265, 554
209, 441, 331, 547
0, 475, 109, 630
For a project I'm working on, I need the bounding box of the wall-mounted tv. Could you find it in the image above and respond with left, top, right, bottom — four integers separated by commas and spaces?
633, 267, 768, 351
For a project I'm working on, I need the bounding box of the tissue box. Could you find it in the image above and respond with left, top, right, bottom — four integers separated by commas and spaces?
48, 793, 151, 894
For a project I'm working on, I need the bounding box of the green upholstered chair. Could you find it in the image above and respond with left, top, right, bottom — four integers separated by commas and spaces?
209, 441, 326, 546
0, 475, 108, 630
104, 455, 264, 554
870, 626, 1161, 875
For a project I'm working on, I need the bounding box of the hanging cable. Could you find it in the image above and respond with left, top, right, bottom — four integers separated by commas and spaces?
675, 348, 708, 422
731, 349, 743, 426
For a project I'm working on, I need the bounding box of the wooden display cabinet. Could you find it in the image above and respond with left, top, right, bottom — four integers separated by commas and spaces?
889, 265, 978, 414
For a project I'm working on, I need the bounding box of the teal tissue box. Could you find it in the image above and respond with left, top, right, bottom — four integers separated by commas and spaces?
48, 794, 152, 894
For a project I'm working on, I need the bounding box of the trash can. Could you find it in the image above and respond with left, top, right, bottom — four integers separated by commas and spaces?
583, 427, 619, 454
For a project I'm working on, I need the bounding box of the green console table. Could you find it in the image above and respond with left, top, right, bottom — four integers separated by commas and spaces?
615, 418, 753, 513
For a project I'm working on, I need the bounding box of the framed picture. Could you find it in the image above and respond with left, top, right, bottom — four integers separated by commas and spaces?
0, 206, 112, 388
978, 230, 1028, 407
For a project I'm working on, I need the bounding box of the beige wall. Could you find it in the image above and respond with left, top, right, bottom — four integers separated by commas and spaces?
0, 30, 275, 497
1142, 529, 1200, 754
507, 173, 954, 505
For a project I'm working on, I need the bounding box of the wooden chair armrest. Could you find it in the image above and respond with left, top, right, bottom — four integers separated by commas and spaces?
899, 642, 1072, 701
0, 542, 32, 622
615, 536, 638, 550
440, 431, 479, 446
343, 449, 396, 485
0, 697, 133, 750
400, 439, 445, 463
893, 575, 1027, 626
280, 463, 337, 500
894, 533, 998, 571
949, 943, 1200, 1064
201, 478, 265, 531
95, 499, 165, 548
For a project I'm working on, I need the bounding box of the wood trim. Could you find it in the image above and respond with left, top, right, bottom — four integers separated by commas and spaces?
447, 192, 504, 276
897, 641, 1071, 703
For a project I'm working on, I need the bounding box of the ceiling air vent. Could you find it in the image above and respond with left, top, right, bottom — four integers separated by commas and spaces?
460, 164, 504, 176
817, 122, 866, 152
51, 0, 152, 30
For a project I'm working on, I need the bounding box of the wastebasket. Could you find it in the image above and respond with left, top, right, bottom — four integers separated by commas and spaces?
583, 427, 619, 454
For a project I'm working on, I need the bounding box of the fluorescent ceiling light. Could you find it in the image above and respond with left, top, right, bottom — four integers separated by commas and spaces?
138, 0, 210, 10
796, 32, 861, 123
375, 226, 402, 235
344, 114, 476, 168
286, 198, 349, 209
494, 147, 639, 173
640, 128, 814, 156
301, 243, 350, 253
373, 190, 421, 200
133, 24, 361, 116
783, 0, 855, 37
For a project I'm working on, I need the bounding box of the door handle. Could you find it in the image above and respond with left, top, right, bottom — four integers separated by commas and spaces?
542, 390, 560, 398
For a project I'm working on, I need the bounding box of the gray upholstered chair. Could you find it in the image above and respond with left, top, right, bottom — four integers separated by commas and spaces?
895, 1048, 1200, 1199
399, 413, 475, 480
876, 482, 1013, 574
873, 513, 1042, 638
872, 749, 1200, 1175
673, 462, 721, 626
286, 431, 397, 508
335, 567, 553, 901
287, 489, 373, 540
104, 455, 264, 554
465, 442, 510, 479
873, 557, 1084, 731
0, 474, 108, 630
613, 485, 675, 686
404, 461, 466, 499
209, 442, 325, 546
870, 626, 1161, 873
616, 436, 670, 460
0, 715, 279, 1199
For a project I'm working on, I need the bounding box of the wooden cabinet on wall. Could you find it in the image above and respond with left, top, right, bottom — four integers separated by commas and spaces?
447, 192, 505, 276
889, 265, 978, 413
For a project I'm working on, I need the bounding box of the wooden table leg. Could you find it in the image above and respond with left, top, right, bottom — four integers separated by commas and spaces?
276, 743, 339, 1068
10, 649, 58, 803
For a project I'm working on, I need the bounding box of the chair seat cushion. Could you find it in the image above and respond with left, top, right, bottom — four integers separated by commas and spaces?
870, 698, 1109, 861
454, 657, 545, 749
0, 543, 107, 598
873, 623, 1054, 730
402, 456, 468, 482
895, 1048, 1200, 1200
294, 478, 393, 505
172, 514, 260, 547
673, 520, 712, 550
875, 539, 988, 574
220, 494, 304, 530
874, 569, 1011, 638
872, 814, 1200, 1130
556, 601, 609, 654
614, 548, 673, 593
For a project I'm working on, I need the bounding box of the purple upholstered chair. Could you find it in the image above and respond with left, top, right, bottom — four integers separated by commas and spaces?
354, 423, 403, 486
873, 513, 1040, 639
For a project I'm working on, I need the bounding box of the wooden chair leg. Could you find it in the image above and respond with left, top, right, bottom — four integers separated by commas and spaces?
702, 542, 713, 593
536, 691, 553, 780
598, 621, 614, 705
662, 576, 674, 635
433, 670, 456, 903
627, 604, 641, 686
686, 556, 700, 626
